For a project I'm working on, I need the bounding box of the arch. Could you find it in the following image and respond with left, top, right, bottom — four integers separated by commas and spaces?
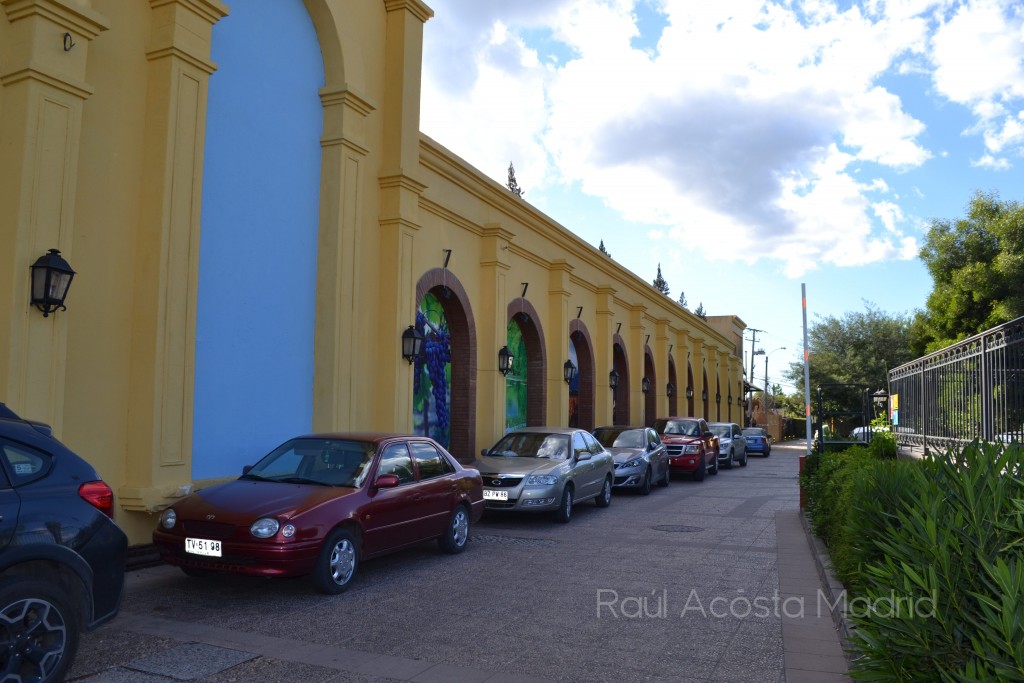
415, 268, 477, 462
687, 362, 695, 416
301, 0, 348, 90
507, 298, 547, 428
668, 357, 678, 417
569, 319, 595, 431
716, 375, 722, 421
702, 368, 709, 420
643, 347, 656, 427
612, 334, 630, 425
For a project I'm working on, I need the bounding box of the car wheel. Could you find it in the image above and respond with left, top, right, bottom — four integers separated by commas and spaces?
724, 449, 734, 469
311, 528, 359, 594
692, 459, 706, 482
180, 566, 214, 578
0, 578, 79, 683
765, 447, 771, 457
595, 477, 612, 508
555, 485, 574, 523
658, 462, 670, 487
639, 467, 652, 496
709, 452, 719, 475
438, 505, 471, 554
740, 449, 748, 467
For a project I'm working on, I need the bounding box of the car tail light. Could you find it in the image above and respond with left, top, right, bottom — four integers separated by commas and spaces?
80, 480, 115, 518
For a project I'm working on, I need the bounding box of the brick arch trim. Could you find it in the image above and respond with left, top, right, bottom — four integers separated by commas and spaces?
507, 298, 547, 427
569, 319, 596, 431
415, 268, 477, 462
644, 346, 656, 427
612, 334, 630, 425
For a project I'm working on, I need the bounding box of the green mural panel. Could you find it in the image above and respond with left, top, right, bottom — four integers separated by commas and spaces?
505, 320, 527, 433
413, 292, 451, 448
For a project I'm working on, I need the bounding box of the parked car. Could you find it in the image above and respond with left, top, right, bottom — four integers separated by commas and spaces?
742, 427, 771, 457
474, 427, 614, 522
591, 426, 669, 495
652, 417, 718, 481
710, 422, 747, 468
153, 433, 483, 594
0, 403, 127, 683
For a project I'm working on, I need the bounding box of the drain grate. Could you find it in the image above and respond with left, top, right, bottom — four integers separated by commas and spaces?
652, 525, 704, 533
471, 534, 556, 547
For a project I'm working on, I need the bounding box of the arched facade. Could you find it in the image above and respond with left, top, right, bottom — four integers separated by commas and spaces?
668, 357, 678, 417
643, 347, 656, 427
0, 0, 746, 543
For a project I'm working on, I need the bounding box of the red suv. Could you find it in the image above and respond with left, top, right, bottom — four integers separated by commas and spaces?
652, 417, 719, 482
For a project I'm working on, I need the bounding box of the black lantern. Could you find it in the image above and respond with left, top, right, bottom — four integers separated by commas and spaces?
498, 346, 514, 376
30, 249, 75, 317
563, 359, 577, 385
401, 325, 423, 364
727, 394, 733, 405
715, 392, 721, 404
666, 383, 675, 397
641, 376, 650, 394
701, 389, 708, 401
686, 386, 694, 399
609, 369, 620, 390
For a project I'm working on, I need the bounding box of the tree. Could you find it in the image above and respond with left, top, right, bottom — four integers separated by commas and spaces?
506, 162, 524, 197
913, 191, 1024, 353
783, 302, 915, 413
694, 303, 707, 320
677, 290, 688, 309
598, 240, 611, 257
652, 263, 670, 296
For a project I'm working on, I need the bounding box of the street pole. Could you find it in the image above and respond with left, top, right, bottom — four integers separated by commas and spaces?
802, 284, 812, 454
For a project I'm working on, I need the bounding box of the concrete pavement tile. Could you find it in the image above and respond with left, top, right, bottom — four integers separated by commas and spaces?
125, 643, 256, 681
75, 667, 175, 682
410, 664, 496, 683
198, 657, 339, 682
70, 628, 179, 679
784, 650, 851, 674
783, 635, 847, 657
784, 669, 854, 682
349, 654, 434, 679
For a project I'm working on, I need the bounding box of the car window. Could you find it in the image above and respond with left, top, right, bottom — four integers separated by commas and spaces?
572, 433, 588, 459
610, 430, 643, 448
647, 430, 660, 447
487, 432, 569, 459
0, 441, 50, 486
248, 438, 372, 486
655, 419, 699, 436
582, 432, 604, 455
709, 424, 729, 437
377, 443, 415, 484
742, 429, 764, 437
410, 442, 452, 480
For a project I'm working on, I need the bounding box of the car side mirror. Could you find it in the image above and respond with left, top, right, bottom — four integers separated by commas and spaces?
576, 451, 592, 461
480, 449, 491, 457
242, 465, 253, 475
373, 474, 400, 489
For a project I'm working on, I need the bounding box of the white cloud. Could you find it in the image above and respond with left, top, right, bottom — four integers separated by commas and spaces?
972, 153, 1012, 170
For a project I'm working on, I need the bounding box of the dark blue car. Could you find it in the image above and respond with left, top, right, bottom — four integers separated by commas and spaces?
0, 403, 127, 682
742, 427, 771, 457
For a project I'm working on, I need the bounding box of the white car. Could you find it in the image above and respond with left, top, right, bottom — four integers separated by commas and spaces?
709, 422, 747, 468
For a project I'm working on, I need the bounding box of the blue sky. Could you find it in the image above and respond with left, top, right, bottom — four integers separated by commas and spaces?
419, 0, 1024, 392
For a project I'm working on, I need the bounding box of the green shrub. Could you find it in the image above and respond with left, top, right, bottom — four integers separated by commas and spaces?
848, 442, 1024, 681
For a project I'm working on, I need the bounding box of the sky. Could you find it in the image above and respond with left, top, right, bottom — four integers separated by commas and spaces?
418, 0, 1024, 393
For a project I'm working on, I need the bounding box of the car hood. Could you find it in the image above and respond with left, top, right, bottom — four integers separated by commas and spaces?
660, 434, 701, 445
473, 456, 564, 476
174, 479, 358, 521
608, 447, 644, 463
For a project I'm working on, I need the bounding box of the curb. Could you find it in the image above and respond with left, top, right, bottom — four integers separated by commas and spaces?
799, 511, 856, 662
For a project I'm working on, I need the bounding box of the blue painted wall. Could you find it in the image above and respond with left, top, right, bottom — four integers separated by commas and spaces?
193, 1, 325, 479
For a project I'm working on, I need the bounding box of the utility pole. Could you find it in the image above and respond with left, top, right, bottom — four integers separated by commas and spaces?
746, 328, 764, 391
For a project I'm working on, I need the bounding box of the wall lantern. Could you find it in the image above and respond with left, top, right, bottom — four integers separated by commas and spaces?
641, 376, 651, 394
715, 392, 721, 404
686, 386, 694, 400
30, 249, 75, 317
609, 369, 620, 390
498, 346, 514, 376
666, 383, 675, 398
401, 325, 423, 364
702, 389, 708, 401
727, 394, 733, 405
563, 359, 577, 385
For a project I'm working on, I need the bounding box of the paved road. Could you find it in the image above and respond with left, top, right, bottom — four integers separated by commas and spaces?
70, 441, 839, 683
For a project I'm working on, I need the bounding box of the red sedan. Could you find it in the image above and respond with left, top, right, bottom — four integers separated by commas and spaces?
152, 433, 483, 594
652, 417, 719, 481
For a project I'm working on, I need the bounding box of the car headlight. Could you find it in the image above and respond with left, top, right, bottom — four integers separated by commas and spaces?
682, 444, 699, 454
159, 508, 176, 529
250, 517, 280, 539
623, 458, 643, 469
525, 474, 558, 486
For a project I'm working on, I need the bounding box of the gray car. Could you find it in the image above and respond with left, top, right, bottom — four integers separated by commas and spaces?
592, 426, 669, 495
709, 422, 748, 468
474, 427, 615, 523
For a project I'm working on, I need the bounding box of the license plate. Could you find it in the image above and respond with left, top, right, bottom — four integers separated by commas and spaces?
186, 537, 222, 557
483, 489, 508, 501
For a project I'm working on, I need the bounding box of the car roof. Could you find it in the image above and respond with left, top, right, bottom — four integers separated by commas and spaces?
593, 425, 647, 431
288, 432, 432, 445
503, 426, 579, 435
655, 416, 702, 422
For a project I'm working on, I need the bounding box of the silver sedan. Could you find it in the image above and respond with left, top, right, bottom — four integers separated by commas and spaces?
473, 427, 615, 523
591, 426, 669, 495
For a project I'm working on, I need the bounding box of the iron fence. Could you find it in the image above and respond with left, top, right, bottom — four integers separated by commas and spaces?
889, 316, 1024, 452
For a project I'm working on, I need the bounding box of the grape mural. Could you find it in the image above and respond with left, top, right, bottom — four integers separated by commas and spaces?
413, 292, 451, 448
505, 320, 528, 433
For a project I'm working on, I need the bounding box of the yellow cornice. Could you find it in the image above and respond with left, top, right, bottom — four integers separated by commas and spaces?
383, 0, 434, 23
3, 0, 110, 37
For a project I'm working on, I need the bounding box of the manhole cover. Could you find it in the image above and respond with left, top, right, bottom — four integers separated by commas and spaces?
652, 525, 704, 533
471, 534, 556, 547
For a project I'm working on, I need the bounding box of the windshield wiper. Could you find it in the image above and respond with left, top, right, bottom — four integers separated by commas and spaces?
239, 472, 269, 481
276, 476, 322, 486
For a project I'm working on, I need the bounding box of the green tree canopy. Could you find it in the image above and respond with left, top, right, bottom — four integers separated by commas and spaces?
913, 191, 1024, 353
784, 303, 915, 412
652, 263, 670, 295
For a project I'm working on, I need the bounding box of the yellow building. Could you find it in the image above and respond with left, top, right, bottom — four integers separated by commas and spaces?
0, 0, 745, 544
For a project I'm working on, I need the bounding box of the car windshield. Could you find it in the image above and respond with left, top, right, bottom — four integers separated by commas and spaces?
243, 438, 374, 488
709, 425, 730, 437
742, 429, 765, 437
593, 428, 643, 449
656, 420, 699, 436
486, 433, 570, 460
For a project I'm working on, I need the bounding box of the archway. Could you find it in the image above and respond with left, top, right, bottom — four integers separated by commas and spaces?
702, 368, 709, 419
414, 269, 476, 461
716, 375, 722, 421
612, 336, 630, 425
569, 320, 595, 431
668, 357, 678, 417
644, 347, 656, 427
506, 299, 547, 431
687, 362, 695, 416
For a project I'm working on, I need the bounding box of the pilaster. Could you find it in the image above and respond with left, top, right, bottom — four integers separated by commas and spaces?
479, 225, 514, 441
594, 286, 616, 425
546, 260, 573, 424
